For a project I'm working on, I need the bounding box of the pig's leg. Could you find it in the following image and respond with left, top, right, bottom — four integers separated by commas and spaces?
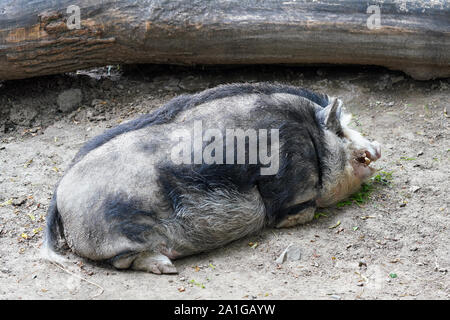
156, 185, 267, 258
275, 201, 316, 228
109, 250, 178, 274
131, 252, 178, 274
109, 186, 266, 274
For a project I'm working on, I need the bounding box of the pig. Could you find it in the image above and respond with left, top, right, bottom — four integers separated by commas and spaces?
43, 82, 381, 274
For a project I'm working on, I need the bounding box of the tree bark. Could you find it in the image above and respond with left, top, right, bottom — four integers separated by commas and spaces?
0, 0, 448, 81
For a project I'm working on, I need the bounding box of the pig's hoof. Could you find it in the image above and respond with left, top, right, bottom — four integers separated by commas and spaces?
275, 207, 315, 228
131, 252, 178, 275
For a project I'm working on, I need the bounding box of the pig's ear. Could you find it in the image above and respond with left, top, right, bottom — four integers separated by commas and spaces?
323, 98, 343, 136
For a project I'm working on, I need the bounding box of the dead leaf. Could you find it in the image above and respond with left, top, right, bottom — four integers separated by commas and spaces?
0, 199, 12, 207
329, 220, 341, 229
24, 159, 33, 168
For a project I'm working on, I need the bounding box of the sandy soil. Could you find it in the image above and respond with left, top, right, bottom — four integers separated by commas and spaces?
0, 65, 448, 300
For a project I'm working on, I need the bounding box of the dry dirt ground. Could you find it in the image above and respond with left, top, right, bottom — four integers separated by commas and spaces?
0, 65, 448, 300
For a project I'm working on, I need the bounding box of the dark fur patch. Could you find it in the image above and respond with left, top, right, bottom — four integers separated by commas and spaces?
103, 196, 156, 243
245, 95, 326, 223
277, 200, 316, 220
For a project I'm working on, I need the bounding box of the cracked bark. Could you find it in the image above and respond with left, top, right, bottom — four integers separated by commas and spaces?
0, 0, 448, 81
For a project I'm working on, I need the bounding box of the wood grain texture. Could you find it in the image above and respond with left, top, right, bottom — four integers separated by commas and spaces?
0, 0, 449, 80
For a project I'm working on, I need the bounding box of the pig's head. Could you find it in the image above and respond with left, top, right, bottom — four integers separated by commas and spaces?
315, 97, 381, 207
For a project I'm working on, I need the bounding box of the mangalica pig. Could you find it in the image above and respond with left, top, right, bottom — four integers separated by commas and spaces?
44, 83, 381, 274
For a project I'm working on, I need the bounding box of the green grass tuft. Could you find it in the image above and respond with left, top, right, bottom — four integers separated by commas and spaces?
336, 171, 393, 208
314, 212, 328, 220
371, 171, 393, 186
336, 183, 374, 208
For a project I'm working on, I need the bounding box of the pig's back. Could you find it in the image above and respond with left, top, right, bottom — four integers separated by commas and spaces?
68, 83, 328, 170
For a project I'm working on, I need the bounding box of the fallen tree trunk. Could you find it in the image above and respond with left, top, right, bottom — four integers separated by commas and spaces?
0, 0, 449, 81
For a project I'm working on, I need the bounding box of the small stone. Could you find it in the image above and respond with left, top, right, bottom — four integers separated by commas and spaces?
275, 243, 301, 264
12, 196, 27, 207
391, 75, 405, 84
178, 76, 207, 91
410, 186, 421, 193
286, 245, 302, 261
330, 295, 341, 300
86, 110, 94, 120
57, 89, 82, 112
90, 115, 106, 122
9, 105, 38, 126
417, 151, 424, 156
275, 249, 287, 264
